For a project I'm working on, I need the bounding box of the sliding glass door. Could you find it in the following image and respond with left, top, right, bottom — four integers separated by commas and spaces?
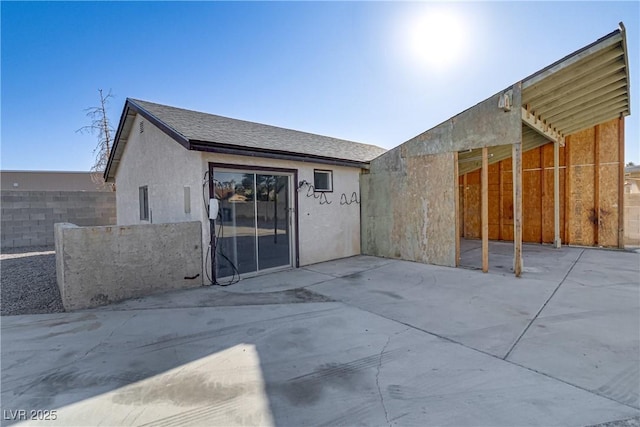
213, 169, 292, 279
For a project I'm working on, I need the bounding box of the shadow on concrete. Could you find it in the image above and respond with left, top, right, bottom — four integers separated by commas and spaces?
1, 251, 639, 426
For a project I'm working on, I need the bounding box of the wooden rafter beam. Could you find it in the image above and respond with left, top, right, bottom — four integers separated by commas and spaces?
521, 107, 565, 147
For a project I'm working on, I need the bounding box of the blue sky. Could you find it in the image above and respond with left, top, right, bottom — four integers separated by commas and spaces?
1, 1, 638, 171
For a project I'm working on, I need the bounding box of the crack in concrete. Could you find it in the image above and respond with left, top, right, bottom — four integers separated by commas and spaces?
376, 335, 392, 427
351, 302, 640, 411
79, 313, 138, 361
503, 248, 585, 360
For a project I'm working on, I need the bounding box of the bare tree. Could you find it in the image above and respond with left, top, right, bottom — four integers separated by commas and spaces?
77, 89, 115, 189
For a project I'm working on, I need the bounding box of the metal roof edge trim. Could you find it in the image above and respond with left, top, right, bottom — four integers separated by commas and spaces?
190, 140, 371, 169
522, 28, 622, 90
104, 99, 192, 182
104, 101, 135, 182
619, 22, 631, 117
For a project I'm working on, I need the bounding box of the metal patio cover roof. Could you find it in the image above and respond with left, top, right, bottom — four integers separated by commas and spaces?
521, 24, 630, 138
459, 24, 630, 175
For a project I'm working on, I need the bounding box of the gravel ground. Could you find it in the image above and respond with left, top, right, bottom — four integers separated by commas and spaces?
1, 246, 64, 316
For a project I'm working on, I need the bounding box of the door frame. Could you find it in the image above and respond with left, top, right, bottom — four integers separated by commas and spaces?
208, 162, 300, 272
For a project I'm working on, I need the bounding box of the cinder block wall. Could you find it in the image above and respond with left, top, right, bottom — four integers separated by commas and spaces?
55, 221, 203, 310
1, 191, 116, 249
625, 193, 640, 246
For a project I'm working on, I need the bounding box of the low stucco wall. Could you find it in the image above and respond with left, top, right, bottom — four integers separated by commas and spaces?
55, 221, 202, 310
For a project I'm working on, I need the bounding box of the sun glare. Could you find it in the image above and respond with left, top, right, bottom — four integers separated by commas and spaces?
406, 8, 468, 71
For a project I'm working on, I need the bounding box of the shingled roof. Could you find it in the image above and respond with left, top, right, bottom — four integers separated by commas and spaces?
105, 99, 386, 181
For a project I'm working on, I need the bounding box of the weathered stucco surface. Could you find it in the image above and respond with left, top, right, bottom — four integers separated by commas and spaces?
113, 114, 364, 276
200, 153, 363, 267
362, 152, 457, 266
54, 221, 202, 310
402, 85, 522, 156
115, 114, 204, 226
362, 85, 522, 267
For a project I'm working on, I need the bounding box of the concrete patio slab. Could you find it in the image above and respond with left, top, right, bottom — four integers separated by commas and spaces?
460, 239, 585, 281
507, 249, 640, 408
2, 302, 637, 427
2, 246, 639, 426
308, 258, 560, 358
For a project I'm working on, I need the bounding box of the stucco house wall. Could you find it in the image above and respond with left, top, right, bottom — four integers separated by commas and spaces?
200, 153, 362, 266
114, 114, 204, 226
114, 116, 363, 279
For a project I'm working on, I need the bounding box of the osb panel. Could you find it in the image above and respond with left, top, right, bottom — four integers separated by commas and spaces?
599, 119, 620, 164
502, 156, 513, 173
570, 127, 595, 166
522, 147, 542, 170
598, 164, 620, 247
401, 152, 456, 266
522, 170, 542, 242
464, 170, 481, 239
541, 142, 566, 169
459, 120, 621, 248
459, 176, 465, 237
467, 169, 481, 185
489, 163, 500, 184
501, 162, 514, 241
464, 178, 481, 239
459, 184, 465, 237
488, 190, 500, 240
488, 163, 500, 240
541, 169, 566, 244
569, 165, 596, 245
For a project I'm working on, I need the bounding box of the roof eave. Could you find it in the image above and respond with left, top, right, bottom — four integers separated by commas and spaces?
189, 140, 372, 169
104, 99, 191, 182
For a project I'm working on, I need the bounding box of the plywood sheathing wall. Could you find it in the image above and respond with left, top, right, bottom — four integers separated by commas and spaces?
459, 117, 622, 247
362, 84, 522, 267
361, 151, 458, 266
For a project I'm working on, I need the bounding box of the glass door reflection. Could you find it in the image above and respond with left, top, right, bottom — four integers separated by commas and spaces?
256, 174, 290, 270
213, 170, 291, 279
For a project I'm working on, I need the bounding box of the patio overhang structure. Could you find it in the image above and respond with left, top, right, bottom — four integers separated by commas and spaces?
457, 23, 630, 276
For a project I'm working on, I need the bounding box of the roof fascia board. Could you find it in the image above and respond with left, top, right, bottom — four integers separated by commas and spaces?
619, 22, 631, 116
104, 99, 191, 182
190, 140, 370, 169
522, 29, 622, 90
104, 102, 136, 181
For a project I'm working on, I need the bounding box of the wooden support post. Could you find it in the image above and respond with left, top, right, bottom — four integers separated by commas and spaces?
482, 147, 489, 273
513, 142, 523, 277
564, 136, 571, 244
454, 152, 460, 267
554, 140, 561, 248
594, 125, 600, 245
618, 116, 625, 248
